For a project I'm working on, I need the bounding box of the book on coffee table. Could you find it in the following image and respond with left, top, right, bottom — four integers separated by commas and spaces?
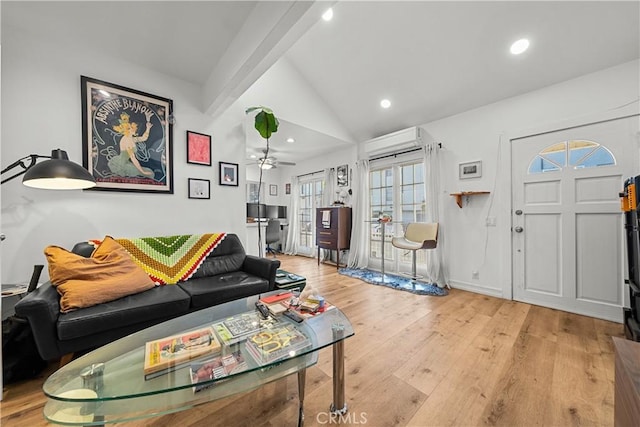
143, 326, 221, 380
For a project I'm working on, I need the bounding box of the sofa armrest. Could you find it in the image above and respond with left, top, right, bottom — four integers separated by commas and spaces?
14, 282, 62, 361
242, 255, 280, 291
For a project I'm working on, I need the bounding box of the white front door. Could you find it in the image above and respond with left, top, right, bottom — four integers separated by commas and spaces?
512, 115, 638, 322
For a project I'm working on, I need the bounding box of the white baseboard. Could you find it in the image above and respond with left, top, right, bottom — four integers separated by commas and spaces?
449, 280, 504, 299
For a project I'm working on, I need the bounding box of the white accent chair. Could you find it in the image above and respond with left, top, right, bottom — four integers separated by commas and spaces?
391, 223, 438, 280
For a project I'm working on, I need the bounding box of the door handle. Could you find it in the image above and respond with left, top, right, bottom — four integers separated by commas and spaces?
514, 226, 524, 233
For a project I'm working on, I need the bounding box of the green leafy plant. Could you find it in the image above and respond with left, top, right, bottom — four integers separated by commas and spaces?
246, 106, 279, 257
246, 106, 279, 140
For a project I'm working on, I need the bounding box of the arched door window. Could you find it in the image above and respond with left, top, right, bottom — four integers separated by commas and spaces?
528, 140, 615, 174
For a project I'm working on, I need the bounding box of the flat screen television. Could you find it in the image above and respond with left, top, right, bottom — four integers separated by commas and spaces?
246, 203, 266, 219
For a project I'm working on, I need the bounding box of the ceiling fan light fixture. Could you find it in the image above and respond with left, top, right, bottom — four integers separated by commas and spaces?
259, 162, 274, 170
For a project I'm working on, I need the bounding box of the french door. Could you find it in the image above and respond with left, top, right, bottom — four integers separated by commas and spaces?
369, 158, 426, 275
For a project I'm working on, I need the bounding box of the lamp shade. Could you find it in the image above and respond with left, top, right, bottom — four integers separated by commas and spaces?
22, 149, 96, 190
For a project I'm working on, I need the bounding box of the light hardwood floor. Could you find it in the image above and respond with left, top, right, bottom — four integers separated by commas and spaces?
1, 255, 624, 426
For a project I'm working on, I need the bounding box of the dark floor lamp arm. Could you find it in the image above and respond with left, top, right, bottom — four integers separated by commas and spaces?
0, 154, 45, 185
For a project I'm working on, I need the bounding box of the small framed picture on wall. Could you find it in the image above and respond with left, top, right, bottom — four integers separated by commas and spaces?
337, 164, 348, 187
186, 131, 212, 166
219, 162, 239, 186
459, 160, 482, 179
270, 184, 278, 196
188, 178, 210, 199
285, 183, 291, 195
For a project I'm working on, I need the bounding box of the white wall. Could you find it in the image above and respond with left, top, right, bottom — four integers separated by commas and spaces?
418, 59, 640, 298
246, 165, 289, 207
246, 144, 358, 210
1, 26, 249, 284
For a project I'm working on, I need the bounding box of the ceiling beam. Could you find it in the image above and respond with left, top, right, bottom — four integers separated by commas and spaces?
203, 1, 335, 119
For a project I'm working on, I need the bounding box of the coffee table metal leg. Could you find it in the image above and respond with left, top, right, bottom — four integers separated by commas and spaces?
330, 339, 347, 415
298, 368, 306, 427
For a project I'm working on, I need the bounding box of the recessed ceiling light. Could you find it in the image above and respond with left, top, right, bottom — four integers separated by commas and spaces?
322, 8, 333, 21
380, 99, 391, 109
510, 38, 530, 55
249, 154, 256, 159
286, 137, 295, 143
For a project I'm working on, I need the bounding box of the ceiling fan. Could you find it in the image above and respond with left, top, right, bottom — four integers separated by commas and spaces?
251, 149, 296, 169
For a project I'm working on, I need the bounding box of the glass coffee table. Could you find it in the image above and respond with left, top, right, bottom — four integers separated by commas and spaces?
42, 293, 353, 426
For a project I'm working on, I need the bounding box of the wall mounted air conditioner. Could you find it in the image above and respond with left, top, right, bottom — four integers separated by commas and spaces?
363, 126, 423, 157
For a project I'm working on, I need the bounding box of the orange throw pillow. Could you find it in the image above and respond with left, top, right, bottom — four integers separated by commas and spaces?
45, 236, 156, 313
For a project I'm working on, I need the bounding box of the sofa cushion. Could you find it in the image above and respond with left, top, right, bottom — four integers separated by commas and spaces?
46, 236, 156, 313
178, 272, 269, 309
57, 285, 191, 341
190, 234, 246, 279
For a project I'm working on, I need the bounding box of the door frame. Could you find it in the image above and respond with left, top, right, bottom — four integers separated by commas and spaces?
500, 104, 640, 303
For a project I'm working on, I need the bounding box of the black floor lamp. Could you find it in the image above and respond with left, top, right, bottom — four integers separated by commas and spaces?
1, 149, 96, 190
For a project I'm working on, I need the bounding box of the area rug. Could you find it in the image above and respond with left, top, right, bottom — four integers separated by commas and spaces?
338, 268, 448, 296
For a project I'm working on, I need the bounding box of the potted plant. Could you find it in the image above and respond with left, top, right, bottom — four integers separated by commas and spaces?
246, 106, 279, 257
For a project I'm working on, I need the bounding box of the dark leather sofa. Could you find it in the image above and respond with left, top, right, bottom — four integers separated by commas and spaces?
15, 233, 280, 361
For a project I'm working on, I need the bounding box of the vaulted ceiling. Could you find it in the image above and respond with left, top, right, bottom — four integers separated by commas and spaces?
3, 1, 639, 166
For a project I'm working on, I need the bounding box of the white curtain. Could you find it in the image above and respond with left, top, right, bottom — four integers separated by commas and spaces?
284, 176, 300, 255
322, 168, 335, 207
423, 141, 449, 288
347, 159, 370, 268
318, 168, 336, 261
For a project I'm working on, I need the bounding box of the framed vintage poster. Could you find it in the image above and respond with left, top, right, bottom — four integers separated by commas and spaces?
219, 162, 239, 186
459, 160, 482, 179
188, 178, 210, 199
81, 76, 174, 193
270, 184, 277, 196
337, 164, 348, 187
186, 131, 211, 166
285, 183, 291, 195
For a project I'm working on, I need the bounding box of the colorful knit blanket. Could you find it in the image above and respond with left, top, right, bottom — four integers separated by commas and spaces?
98, 234, 227, 285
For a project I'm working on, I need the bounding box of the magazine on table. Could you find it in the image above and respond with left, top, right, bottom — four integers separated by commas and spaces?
143, 326, 221, 380
189, 349, 248, 393
212, 311, 269, 346
244, 323, 311, 365
282, 298, 336, 318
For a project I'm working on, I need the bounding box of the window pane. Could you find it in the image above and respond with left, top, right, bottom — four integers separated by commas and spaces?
371, 188, 381, 205
543, 151, 565, 167
402, 165, 414, 184
402, 186, 413, 204
371, 170, 381, 188
297, 178, 323, 249
384, 187, 393, 205
384, 169, 393, 187
576, 146, 615, 168
541, 142, 566, 154
415, 183, 425, 203
529, 155, 561, 174
529, 140, 615, 174
414, 163, 424, 183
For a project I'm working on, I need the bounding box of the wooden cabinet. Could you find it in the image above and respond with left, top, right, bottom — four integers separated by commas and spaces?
613, 337, 640, 426
316, 207, 352, 268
